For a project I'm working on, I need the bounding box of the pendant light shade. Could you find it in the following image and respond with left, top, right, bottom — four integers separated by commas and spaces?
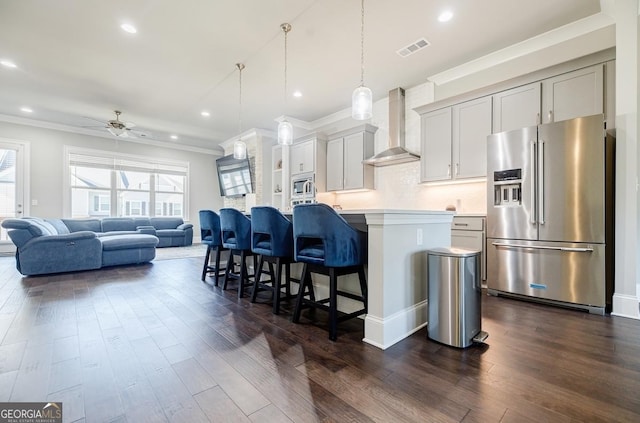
277, 23, 293, 145
352, 85, 373, 120
233, 139, 247, 159
277, 119, 293, 145
352, 0, 372, 121
233, 63, 247, 159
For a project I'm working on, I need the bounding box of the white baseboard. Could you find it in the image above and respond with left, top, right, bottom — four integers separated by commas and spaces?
611, 293, 640, 320
363, 300, 428, 350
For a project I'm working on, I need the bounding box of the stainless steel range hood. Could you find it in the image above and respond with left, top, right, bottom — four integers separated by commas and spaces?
362, 87, 420, 166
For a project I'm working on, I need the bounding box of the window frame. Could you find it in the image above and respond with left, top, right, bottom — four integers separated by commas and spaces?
64, 146, 189, 219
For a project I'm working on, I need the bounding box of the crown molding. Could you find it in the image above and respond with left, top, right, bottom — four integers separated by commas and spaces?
427, 12, 615, 86
0, 113, 222, 155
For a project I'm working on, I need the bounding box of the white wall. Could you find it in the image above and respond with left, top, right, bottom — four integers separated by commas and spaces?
0, 120, 224, 230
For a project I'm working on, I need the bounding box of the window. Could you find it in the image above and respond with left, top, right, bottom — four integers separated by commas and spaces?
66, 147, 188, 218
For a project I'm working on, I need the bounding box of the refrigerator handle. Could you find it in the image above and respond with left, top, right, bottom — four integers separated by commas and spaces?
530, 140, 537, 224
538, 139, 545, 225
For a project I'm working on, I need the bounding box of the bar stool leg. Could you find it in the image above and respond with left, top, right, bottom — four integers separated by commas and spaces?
328, 268, 338, 341
201, 245, 212, 282
222, 251, 236, 290
358, 265, 368, 312
292, 264, 311, 323
238, 250, 248, 298
273, 258, 283, 315
213, 247, 223, 287
251, 255, 265, 303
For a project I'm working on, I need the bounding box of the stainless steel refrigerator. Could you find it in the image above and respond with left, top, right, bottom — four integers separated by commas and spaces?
486, 114, 614, 314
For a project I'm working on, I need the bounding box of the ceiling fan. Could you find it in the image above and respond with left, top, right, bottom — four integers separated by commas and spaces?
83, 110, 145, 138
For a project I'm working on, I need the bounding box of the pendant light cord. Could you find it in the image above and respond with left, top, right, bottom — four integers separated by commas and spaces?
281, 23, 291, 111
236, 63, 244, 137
360, 0, 365, 87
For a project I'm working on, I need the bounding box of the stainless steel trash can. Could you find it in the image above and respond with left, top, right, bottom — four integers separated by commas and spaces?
427, 247, 483, 348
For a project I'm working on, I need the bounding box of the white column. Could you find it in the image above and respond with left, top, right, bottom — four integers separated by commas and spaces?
612, 0, 640, 319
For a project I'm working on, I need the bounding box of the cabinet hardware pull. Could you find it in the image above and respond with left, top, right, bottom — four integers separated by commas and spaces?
455, 163, 459, 175
447, 164, 451, 176
548, 110, 553, 122
536, 112, 540, 125
454, 223, 469, 226
492, 242, 593, 253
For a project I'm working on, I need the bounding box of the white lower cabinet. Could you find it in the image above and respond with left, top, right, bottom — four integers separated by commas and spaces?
451, 215, 486, 282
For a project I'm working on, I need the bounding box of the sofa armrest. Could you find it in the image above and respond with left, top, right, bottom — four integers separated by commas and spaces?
177, 223, 193, 231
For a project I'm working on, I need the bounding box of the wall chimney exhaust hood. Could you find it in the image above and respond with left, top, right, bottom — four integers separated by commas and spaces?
362, 87, 420, 167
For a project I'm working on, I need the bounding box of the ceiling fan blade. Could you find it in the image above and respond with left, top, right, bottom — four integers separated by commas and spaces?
82, 116, 107, 124
125, 121, 136, 128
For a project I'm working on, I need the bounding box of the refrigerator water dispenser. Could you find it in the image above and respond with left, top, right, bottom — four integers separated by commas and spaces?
493, 169, 522, 207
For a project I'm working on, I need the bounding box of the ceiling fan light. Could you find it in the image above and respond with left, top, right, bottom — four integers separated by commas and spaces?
107, 126, 126, 137
277, 119, 293, 145
233, 140, 247, 159
352, 85, 372, 120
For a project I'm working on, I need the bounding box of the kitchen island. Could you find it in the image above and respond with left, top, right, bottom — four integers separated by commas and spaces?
335, 209, 454, 349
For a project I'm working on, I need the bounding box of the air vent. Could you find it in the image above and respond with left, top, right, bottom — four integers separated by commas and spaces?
396, 38, 430, 58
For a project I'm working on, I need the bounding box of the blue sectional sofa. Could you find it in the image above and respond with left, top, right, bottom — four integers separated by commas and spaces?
1, 217, 160, 276
60, 217, 193, 247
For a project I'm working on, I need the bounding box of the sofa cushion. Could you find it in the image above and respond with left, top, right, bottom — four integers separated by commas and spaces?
101, 218, 138, 232
45, 218, 70, 235
63, 219, 102, 233
100, 234, 159, 251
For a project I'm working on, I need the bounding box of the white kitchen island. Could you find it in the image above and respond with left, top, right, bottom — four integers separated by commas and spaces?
338, 209, 454, 349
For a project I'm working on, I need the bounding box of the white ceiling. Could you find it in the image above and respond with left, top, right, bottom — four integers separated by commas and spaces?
0, 0, 605, 152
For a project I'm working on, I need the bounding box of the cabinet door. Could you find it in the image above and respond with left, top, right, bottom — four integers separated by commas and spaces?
343, 132, 365, 190
291, 141, 314, 175
453, 96, 492, 179
492, 82, 541, 133
326, 138, 344, 191
420, 108, 452, 182
542, 64, 603, 123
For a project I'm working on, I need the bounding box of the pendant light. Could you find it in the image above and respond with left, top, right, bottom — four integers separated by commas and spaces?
233, 63, 247, 159
277, 23, 293, 145
352, 0, 372, 120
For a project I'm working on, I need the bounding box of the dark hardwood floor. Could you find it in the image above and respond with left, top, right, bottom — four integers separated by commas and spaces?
0, 255, 639, 423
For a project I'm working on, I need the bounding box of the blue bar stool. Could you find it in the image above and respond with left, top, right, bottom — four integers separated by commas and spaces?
250, 206, 298, 314
291, 203, 368, 341
220, 208, 256, 298
199, 210, 228, 285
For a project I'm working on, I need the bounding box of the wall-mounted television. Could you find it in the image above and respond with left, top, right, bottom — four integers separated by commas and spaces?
215, 154, 253, 197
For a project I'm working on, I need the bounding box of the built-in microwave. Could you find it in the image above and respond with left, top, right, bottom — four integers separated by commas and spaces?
291, 173, 315, 198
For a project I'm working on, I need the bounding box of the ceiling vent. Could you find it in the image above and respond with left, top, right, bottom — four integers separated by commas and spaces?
396, 38, 430, 58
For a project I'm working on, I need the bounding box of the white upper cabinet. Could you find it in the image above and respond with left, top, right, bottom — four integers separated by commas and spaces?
326, 125, 376, 191
290, 140, 315, 175
541, 64, 604, 124
420, 107, 452, 182
493, 64, 604, 133
492, 83, 541, 133
420, 97, 491, 182
453, 96, 492, 179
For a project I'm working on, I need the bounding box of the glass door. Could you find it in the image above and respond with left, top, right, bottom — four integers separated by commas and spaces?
0, 141, 27, 245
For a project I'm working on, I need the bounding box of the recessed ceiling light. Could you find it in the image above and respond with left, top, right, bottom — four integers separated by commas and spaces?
1, 60, 17, 68
121, 23, 137, 34
293, 90, 302, 98
438, 10, 453, 22
20, 107, 33, 113
170, 135, 178, 140
201, 111, 210, 117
